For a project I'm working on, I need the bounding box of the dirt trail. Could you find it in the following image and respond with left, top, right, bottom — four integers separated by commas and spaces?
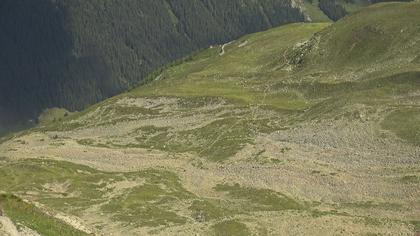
219, 41, 234, 56
238, 40, 248, 48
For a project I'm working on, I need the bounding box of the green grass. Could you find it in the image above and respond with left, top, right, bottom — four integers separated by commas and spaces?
0, 158, 307, 230
150, 114, 282, 161
214, 183, 303, 211
298, 2, 420, 72
303, 0, 332, 22
0, 159, 123, 213
76, 138, 109, 148
0, 194, 88, 236
86, 111, 285, 161
0, 159, 194, 227
400, 175, 420, 184
212, 220, 252, 236
101, 170, 194, 227
38, 108, 71, 125
129, 23, 330, 111
341, 201, 403, 211
38, 97, 120, 132
381, 108, 420, 145
189, 199, 233, 222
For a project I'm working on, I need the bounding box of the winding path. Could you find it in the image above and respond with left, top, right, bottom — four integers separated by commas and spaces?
219, 41, 235, 56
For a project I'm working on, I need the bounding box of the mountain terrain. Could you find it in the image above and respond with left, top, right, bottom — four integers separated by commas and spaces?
0, 0, 305, 134
0, 0, 385, 135
0, 1, 420, 235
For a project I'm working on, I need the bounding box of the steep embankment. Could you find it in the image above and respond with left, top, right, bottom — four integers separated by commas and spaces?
0, 0, 306, 133
0, 2, 419, 235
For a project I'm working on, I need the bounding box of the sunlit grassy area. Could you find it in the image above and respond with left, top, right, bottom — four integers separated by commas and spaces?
0, 194, 88, 236
0, 159, 194, 228
129, 23, 330, 111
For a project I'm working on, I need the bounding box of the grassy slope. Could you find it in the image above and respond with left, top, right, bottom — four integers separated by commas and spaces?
301, 2, 420, 72
124, 1, 420, 146
38, 23, 332, 162
303, 0, 333, 22
295, 2, 420, 144
1, 2, 420, 235
0, 159, 194, 228
33, 2, 419, 163
129, 23, 330, 110
0, 158, 308, 234
0, 194, 89, 236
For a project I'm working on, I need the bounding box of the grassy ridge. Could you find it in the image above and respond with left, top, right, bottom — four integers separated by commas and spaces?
0, 194, 88, 236
130, 23, 330, 110
299, 2, 420, 72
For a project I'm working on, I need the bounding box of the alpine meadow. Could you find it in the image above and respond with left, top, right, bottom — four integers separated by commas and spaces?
0, 1, 419, 236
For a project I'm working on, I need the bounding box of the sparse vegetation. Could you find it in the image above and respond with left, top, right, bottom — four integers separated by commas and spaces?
341, 201, 403, 211
400, 175, 420, 184
382, 108, 420, 145
0, 159, 193, 227
189, 200, 232, 222
0, 194, 88, 236
101, 170, 194, 227
212, 220, 252, 236
214, 183, 303, 211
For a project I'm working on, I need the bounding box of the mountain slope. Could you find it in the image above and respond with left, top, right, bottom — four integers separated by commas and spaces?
0, 0, 306, 133
0, 0, 386, 135
0, 2, 419, 235
297, 1, 420, 72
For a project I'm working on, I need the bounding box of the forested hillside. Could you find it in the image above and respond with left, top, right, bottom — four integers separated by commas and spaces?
0, 0, 306, 132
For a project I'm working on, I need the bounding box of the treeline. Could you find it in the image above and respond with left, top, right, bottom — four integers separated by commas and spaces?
0, 0, 305, 128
